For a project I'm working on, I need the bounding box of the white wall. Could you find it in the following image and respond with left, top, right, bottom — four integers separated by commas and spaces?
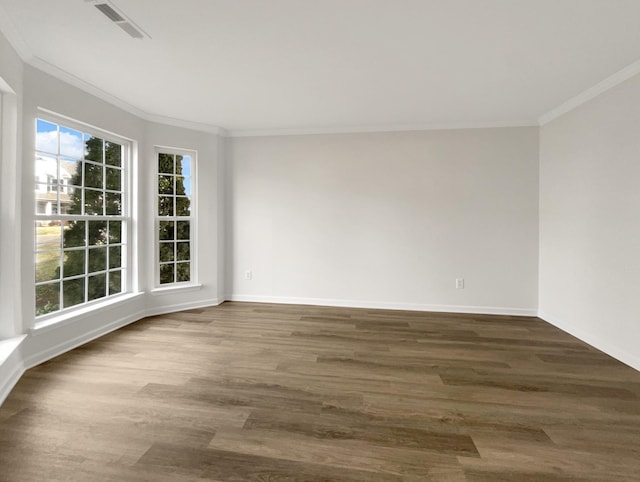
0, 29, 25, 405
0, 29, 23, 339
539, 73, 640, 371
227, 128, 539, 314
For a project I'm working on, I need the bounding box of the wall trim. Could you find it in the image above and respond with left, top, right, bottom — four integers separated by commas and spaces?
226, 294, 537, 317
538, 310, 640, 372
23, 309, 146, 370
27, 56, 227, 136
145, 298, 223, 317
539, 59, 640, 125
0, 358, 24, 407
24, 297, 224, 370
0, 3, 31, 60
227, 121, 538, 138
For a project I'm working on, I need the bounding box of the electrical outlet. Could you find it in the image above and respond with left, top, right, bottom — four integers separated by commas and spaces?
244, 270, 252, 280
455, 278, 464, 289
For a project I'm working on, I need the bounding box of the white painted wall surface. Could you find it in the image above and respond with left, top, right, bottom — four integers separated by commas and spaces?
227, 128, 539, 314
0, 29, 23, 339
0, 29, 26, 402
539, 73, 640, 370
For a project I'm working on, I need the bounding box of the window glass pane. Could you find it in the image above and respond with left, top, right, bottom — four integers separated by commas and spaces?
158, 175, 173, 195
68, 190, 82, 215
88, 221, 107, 245
84, 135, 103, 163
63, 278, 85, 308
176, 221, 190, 240
36, 223, 62, 251
36, 120, 58, 154
63, 221, 86, 248
63, 250, 85, 278
59, 126, 84, 159
158, 196, 174, 216
158, 153, 174, 174
35, 155, 58, 184
176, 262, 190, 282
159, 221, 174, 240
109, 246, 121, 269
34, 189, 60, 215
105, 141, 122, 167
109, 270, 122, 295
36, 251, 60, 283
108, 221, 122, 244
159, 242, 174, 262
176, 242, 190, 261
88, 273, 106, 301
59, 189, 73, 215
179, 155, 191, 177
106, 167, 121, 191
176, 176, 190, 196
84, 189, 103, 215
160, 264, 175, 284
62, 158, 82, 187
176, 197, 190, 216
36, 282, 60, 315
84, 162, 103, 189
88, 247, 107, 273
105, 192, 122, 215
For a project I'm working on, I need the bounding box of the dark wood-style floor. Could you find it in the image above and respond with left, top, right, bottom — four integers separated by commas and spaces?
1, 302, 640, 481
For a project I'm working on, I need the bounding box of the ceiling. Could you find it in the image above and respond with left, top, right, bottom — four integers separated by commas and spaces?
1, 0, 640, 134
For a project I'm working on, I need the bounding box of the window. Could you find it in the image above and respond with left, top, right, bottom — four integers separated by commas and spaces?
156, 148, 195, 286
34, 117, 129, 317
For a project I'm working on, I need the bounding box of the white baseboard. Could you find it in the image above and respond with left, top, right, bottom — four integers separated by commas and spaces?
24, 298, 224, 370
0, 361, 24, 407
145, 297, 223, 317
23, 309, 146, 370
226, 294, 538, 317
538, 310, 640, 372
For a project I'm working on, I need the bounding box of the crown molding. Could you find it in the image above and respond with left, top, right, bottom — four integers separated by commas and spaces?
539, 58, 640, 125
28, 57, 227, 136
0, 3, 32, 61
0, 17, 226, 136
227, 120, 538, 138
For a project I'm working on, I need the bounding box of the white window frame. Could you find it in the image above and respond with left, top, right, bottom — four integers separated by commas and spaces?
34, 112, 132, 320
154, 146, 197, 288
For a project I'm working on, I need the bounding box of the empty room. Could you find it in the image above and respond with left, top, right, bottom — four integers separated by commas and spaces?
1, 0, 639, 480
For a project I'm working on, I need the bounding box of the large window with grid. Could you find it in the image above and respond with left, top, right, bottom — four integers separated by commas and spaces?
34, 116, 129, 317
156, 148, 195, 286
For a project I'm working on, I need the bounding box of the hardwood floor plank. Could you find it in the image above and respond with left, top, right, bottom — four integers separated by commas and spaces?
1, 301, 639, 480
137, 443, 403, 481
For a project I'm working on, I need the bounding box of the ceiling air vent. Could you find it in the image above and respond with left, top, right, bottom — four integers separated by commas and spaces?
118, 22, 145, 39
86, 0, 150, 39
94, 3, 124, 22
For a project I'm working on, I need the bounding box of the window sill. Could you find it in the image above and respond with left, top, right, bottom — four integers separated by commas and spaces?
150, 283, 202, 296
0, 335, 27, 365
31, 292, 144, 334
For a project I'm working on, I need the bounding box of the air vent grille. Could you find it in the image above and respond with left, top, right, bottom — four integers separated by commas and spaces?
88, 0, 150, 39
94, 3, 124, 22
118, 22, 144, 39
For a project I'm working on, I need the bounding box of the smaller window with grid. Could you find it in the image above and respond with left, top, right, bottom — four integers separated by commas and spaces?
156, 148, 196, 286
